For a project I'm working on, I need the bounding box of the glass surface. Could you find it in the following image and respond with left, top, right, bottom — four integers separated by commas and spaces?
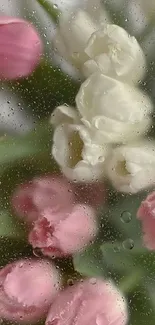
0, 1, 155, 325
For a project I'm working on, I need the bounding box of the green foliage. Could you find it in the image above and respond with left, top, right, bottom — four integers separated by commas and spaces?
0, 210, 26, 239
74, 244, 107, 278
8, 60, 80, 119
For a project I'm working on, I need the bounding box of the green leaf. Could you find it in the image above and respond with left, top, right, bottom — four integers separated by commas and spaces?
0, 121, 52, 170
128, 285, 155, 325
0, 210, 26, 239
8, 60, 80, 119
73, 244, 108, 278
100, 242, 155, 280
103, 193, 146, 243
0, 238, 32, 267
100, 242, 137, 274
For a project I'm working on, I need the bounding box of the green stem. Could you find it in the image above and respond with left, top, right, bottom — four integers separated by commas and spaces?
36, 0, 60, 23
119, 270, 143, 294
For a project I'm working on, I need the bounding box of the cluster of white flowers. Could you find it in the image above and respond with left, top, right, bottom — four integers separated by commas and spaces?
51, 2, 155, 194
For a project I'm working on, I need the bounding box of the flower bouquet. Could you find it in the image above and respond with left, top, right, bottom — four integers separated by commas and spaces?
0, 0, 155, 324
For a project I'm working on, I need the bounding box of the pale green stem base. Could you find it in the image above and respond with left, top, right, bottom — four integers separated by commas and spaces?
36, 0, 60, 23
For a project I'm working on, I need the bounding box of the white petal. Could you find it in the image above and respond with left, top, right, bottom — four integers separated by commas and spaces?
50, 105, 79, 127
62, 160, 104, 183
57, 10, 98, 66
52, 122, 106, 182
90, 115, 151, 144
82, 142, 109, 165
83, 24, 146, 83
106, 141, 155, 193
52, 124, 70, 167
76, 73, 153, 124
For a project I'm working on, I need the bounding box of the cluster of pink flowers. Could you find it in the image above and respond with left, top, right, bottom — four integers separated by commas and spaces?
1, 174, 128, 325
0, 258, 128, 324
12, 175, 106, 257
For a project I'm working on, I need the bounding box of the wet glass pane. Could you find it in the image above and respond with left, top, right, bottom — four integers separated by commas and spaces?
0, 0, 155, 324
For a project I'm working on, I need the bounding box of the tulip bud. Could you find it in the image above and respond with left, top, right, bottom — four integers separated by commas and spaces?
83, 24, 146, 83
137, 192, 155, 250
53, 4, 110, 68
76, 73, 152, 145
46, 278, 128, 325
106, 141, 155, 193
12, 176, 74, 223
0, 16, 43, 80
0, 259, 60, 323
29, 204, 97, 257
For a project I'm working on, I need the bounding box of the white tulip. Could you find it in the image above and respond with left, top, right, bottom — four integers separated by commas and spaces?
50, 105, 80, 126
106, 141, 155, 193
83, 24, 146, 83
76, 73, 153, 144
53, 2, 110, 68
51, 105, 109, 182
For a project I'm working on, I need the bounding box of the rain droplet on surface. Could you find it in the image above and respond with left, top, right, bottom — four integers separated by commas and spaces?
123, 239, 134, 250
113, 244, 121, 253
53, 4, 58, 9
120, 211, 132, 223
89, 278, 97, 285
33, 248, 43, 257
67, 279, 74, 286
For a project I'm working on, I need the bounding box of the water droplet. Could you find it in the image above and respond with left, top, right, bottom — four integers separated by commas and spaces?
53, 4, 58, 9
67, 279, 74, 286
89, 278, 97, 285
123, 239, 134, 250
19, 262, 24, 268
120, 211, 132, 223
113, 244, 121, 252
33, 248, 43, 257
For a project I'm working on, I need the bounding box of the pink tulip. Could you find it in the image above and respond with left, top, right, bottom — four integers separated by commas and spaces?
29, 204, 97, 257
12, 176, 74, 223
0, 16, 43, 80
137, 191, 155, 250
46, 278, 128, 325
0, 259, 60, 323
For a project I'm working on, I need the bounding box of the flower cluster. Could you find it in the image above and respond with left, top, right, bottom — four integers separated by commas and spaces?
12, 175, 103, 257
0, 258, 128, 324
51, 5, 155, 194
